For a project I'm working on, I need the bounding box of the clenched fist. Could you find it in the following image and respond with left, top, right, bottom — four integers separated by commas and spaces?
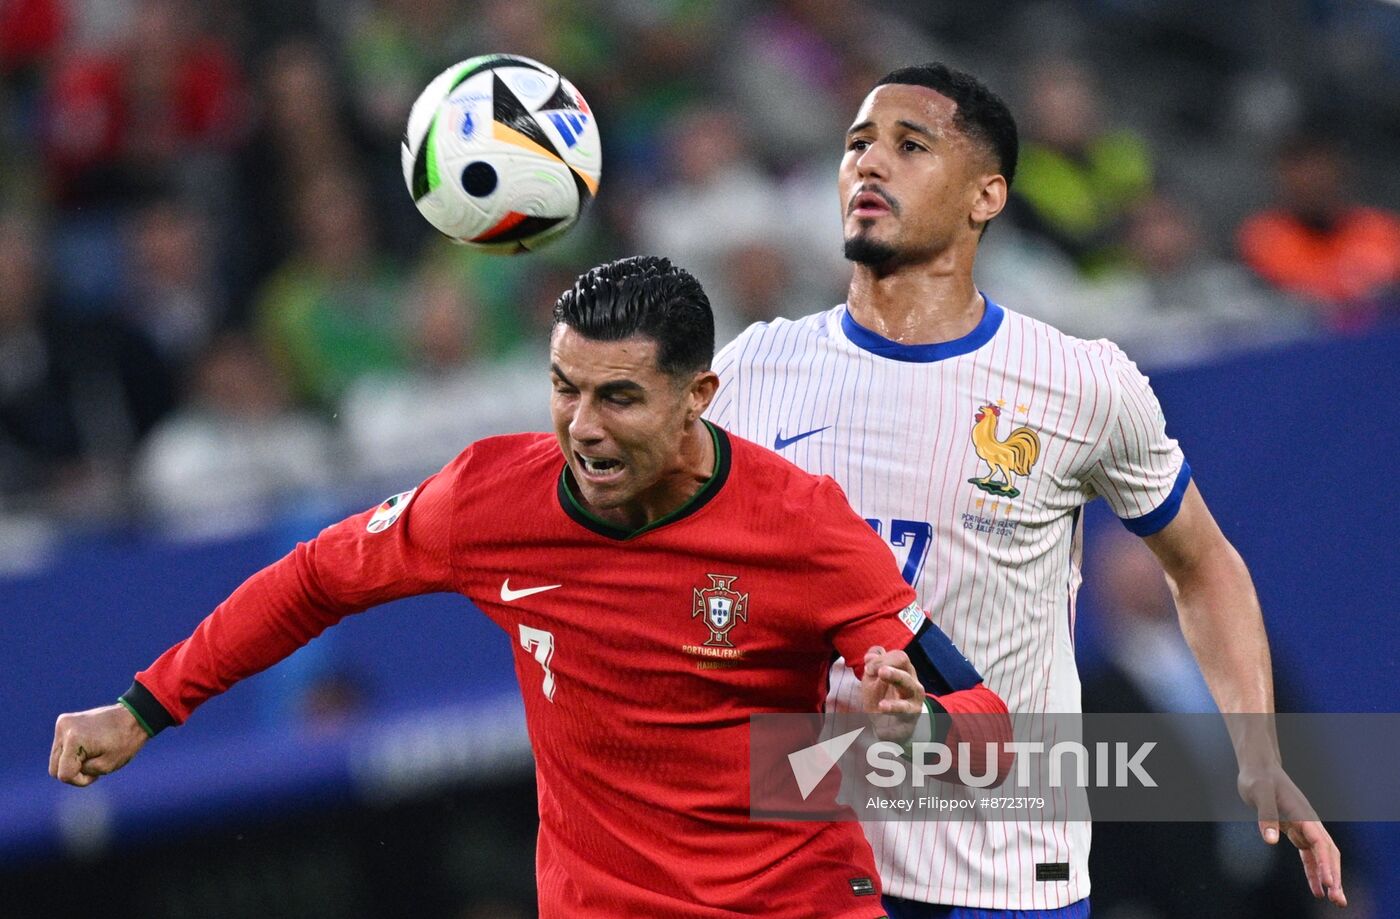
860, 645, 927, 745
50, 704, 149, 786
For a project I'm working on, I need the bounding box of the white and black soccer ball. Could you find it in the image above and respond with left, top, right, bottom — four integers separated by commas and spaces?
401, 54, 601, 253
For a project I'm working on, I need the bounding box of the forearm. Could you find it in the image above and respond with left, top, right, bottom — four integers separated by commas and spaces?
1166, 542, 1285, 771
932, 683, 1014, 785
1167, 541, 1275, 715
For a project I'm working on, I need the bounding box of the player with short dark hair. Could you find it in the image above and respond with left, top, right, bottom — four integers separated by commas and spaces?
51, 255, 1009, 919
873, 63, 1019, 186
710, 65, 1345, 917
553, 255, 715, 375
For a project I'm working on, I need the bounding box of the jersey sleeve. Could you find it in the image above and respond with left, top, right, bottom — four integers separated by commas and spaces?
123, 447, 474, 733
803, 477, 921, 665
1083, 345, 1191, 536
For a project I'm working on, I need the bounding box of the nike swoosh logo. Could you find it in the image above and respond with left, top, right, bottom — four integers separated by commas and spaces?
500, 579, 562, 602
773, 426, 830, 450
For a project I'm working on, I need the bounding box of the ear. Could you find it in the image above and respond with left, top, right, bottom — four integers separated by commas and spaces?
970, 173, 1008, 227
687, 370, 720, 422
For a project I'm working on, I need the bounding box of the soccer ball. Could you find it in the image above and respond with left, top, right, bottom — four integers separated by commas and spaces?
401, 54, 601, 253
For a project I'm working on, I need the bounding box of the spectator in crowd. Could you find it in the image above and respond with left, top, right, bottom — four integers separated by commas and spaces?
119, 196, 224, 375
135, 332, 334, 532
0, 211, 173, 511
0, 211, 83, 502
336, 0, 472, 145
0, 0, 66, 208
1238, 134, 1400, 333
726, 0, 939, 166
341, 256, 551, 484
635, 104, 791, 341
981, 191, 1311, 366
0, 0, 66, 80
255, 172, 409, 406
1097, 193, 1310, 364
236, 39, 363, 301
40, 0, 245, 206
1009, 56, 1154, 276
39, 0, 246, 316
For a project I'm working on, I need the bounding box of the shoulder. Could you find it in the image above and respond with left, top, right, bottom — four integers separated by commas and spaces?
722, 430, 855, 522
998, 302, 1136, 377
723, 430, 824, 503
442, 432, 560, 490
993, 305, 1155, 434
714, 308, 838, 366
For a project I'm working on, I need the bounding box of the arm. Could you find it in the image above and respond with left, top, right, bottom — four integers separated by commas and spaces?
51, 457, 466, 787
860, 619, 1013, 787
1144, 480, 1346, 908
1142, 481, 1273, 717
803, 477, 1013, 784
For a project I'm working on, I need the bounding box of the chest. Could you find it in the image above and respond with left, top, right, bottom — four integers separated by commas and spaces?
730, 352, 1104, 574
460, 533, 838, 714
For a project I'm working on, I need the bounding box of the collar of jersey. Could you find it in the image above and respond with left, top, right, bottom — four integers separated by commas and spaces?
557, 421, 732, 540
839, 295, 1004, 363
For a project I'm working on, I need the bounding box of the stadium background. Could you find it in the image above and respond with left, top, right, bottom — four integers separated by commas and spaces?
1, 0, 1397, 916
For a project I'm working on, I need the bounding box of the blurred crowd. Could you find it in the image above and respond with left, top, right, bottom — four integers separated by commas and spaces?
1, 0, 1398, 536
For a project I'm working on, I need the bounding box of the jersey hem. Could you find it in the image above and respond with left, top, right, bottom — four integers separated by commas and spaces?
1119, 460, 1192, 536
879, 883, 1091, 911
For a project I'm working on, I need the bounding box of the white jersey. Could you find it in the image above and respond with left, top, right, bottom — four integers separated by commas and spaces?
708, 298, 1189, 910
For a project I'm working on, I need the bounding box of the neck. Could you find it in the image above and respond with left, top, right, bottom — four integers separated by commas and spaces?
846, 248, 984, 345
603, 420, 716, 531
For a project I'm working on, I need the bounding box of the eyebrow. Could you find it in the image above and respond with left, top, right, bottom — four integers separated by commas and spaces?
550, 364, 643, 395
550, 363, 574, 387
846, 119, 938, 140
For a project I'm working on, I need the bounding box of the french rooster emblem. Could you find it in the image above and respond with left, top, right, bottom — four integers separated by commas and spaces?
968, 404, 1041, 498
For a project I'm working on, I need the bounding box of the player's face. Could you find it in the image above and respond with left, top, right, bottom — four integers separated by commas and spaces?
549, 326, 714, 523
839, 84, 1001, 266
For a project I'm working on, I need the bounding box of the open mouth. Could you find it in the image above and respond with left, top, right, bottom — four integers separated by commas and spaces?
576, 452, 625, 483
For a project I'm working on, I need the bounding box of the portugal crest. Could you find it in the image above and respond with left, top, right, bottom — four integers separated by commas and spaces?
692, 574, 749, 647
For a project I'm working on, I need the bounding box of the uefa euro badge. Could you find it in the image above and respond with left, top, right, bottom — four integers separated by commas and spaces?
692, 574, 749, 648
367, 488, 417, 533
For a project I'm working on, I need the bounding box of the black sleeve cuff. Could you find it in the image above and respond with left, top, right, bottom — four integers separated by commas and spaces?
119, 680, 177, 737
925, 695, 952, 746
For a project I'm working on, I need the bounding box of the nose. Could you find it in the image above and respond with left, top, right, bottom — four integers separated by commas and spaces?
568, 396, 605, 445
854, 141, 889, 181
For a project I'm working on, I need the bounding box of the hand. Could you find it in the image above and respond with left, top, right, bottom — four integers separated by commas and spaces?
1239, 766, 1346, 907
50, 704, 149, 787
859, 646, 925, 745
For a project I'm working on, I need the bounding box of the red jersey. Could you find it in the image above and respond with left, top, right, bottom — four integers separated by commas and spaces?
131, 425, 986, 917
